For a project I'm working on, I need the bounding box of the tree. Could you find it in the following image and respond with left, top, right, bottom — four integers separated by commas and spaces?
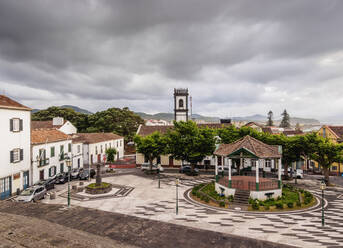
166, 121, 216, 173
310, 137, 343, 185
267, 110, 273, 126
279, 109, 291, 128
105, 148, 117, 163
134, 132, 167, 170
295, 123, 301, 131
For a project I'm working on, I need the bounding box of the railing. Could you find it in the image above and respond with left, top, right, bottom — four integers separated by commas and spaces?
218, 177, 279, 191
38, 158, 49, 167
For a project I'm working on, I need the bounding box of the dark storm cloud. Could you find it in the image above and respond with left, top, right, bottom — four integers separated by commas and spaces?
1, 0, 343, 120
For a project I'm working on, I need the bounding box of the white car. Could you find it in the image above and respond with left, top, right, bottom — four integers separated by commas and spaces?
15, 186, 46, 202
281, 168, 303, 179
218, 166, 237, 174
141, 163, 164, 172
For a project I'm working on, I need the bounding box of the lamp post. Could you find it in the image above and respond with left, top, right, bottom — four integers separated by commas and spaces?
65, 155, 72, 207
175, 178, 179, 215
320, 179, 326, 227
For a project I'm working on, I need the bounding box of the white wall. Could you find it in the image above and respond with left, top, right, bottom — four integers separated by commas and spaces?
59, 121, 77, 134
72, 142, 83, 169
31, 140, 72, 184
0, 108, 31, 195
87, 138, 124, 164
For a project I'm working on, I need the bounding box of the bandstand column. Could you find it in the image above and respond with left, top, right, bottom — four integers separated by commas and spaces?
271, 159, 275, 170
278, 158, 282, 189
228, 158, 232, 188
256, 159, 260, 191
215, 157, 219, 182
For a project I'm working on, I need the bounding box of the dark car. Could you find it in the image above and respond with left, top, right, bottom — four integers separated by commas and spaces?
36, 177, 56, 190
179, 165, 199, 176
71, 168, 80, 179
79, 169, 96, 180
55, 173, 69, 184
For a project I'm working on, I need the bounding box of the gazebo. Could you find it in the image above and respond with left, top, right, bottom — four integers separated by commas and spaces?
214, 135, 283, 200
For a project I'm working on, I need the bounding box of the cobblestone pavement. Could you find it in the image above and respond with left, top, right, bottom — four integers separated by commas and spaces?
0, 211, 136, 248
41, 173, 343, 248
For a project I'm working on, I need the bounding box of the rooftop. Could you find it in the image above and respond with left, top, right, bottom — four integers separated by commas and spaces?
0, 95, 31, 111
72, 133, 123, 144
214, 135, 281, 158
31, 129, 70, 145
31, 120, 66, 130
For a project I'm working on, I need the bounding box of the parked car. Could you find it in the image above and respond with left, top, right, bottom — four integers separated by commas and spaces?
71, 168, 81, 179
140, 163, 164, 172
281, 168, 304, 179
36, 177, 56, 190
218, 166, 238, 174
55, 173, 69, 184
15, 186, 46, 202
179, 165, 199, 175
79, 169, 96, 180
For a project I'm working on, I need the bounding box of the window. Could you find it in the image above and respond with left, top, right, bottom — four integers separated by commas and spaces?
265, 160, 271, 168
50, 147, 55, 157
332, 166, 338, 171
39, 149, 47, 166
105, 144, 107, 151
95, 146, 98, 155
116, 141, 118, 147
68, 143, 71, 153
109, 143, 111, 148
77, 158, 80, 168
49, 166, 57, 177
179, 99, 184, 108
157, 156, 161, 164
10, 118, 23, 132
120, 140, 122, 147
101, 145, 103, 154
77, 145, 81, 153
10, 149, 22, 163
60, 145, 64, 160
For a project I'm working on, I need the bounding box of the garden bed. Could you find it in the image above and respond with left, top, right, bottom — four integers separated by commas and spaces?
190, 182, 233, 208
85, 182, 112, 194
248, 184, 317, 212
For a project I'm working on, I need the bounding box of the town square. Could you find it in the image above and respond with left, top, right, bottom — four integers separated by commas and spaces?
1, 1, 343, 248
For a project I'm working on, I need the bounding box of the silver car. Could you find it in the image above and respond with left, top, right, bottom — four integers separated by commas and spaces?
15, 186, 46, 202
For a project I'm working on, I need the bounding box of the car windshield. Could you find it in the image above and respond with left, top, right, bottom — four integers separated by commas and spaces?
20, 188, 34, 196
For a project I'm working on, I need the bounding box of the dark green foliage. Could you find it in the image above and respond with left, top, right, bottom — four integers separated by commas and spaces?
267, 110, 273, 126
219, 201, 225, 207
228, 195, 234, 202
32, 106, 144, 141
287, 202, 294, 208
296, 201, 301, 207
264, 205, 270, 211
252, 201, 259, 210
275, 202, 283, 209
105, 148, 117, 163
280, 109, 291, 128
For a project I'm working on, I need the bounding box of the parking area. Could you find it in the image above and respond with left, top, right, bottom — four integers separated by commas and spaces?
38, 170, 343, 248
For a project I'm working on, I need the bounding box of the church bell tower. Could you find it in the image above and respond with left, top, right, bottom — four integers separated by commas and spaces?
174, 88, 189, 122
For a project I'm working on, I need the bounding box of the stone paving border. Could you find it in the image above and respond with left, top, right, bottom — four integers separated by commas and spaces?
0, 201, 296, 248
184, 187, 325, 215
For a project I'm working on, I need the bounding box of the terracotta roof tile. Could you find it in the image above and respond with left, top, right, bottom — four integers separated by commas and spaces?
137, 123, 231, 137
214, 135, 281, 158
31, 120, 66, 130
0, 95, 31, 111
72, 133, 123, 144
31, 129, 70, 145
327, 126, 343, 139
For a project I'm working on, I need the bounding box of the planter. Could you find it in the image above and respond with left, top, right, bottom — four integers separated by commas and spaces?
85, 182, 112, 195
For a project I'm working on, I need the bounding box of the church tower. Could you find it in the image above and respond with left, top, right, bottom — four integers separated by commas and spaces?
174, 88, 189, 122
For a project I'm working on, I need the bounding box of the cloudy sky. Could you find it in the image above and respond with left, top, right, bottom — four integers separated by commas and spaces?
1, 0, 343, 122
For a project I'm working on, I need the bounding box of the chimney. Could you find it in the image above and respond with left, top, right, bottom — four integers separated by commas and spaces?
53, 117, 64, 126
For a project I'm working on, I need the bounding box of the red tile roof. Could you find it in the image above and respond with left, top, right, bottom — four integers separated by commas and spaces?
31, 129, 70, 145
137, 123, 231, 137
214, 135, 281, 158
31, 120, 67, 130
327, 126, 343, 139
0, 95, 31, 111
72, 133, 123, 144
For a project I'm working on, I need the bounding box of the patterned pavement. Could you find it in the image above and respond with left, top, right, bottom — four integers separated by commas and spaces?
132, 176, 343, 248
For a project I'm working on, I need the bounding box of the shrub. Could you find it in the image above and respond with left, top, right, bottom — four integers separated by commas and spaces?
287, 202, 294, 208
219, 201, 225, 207
252, 201, 259, 210
248, 198, 254, 204
276, 202, 283, 209
204, 196, 210, 203
196, 192, 202, 199
264, 205, 270, 211
228, 195, 234, 202
304, 197, 311, 205
296, 201, 301, 207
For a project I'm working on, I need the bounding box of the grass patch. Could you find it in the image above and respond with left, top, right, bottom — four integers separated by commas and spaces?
191, 182, 232, 208
86, 182, 111, 189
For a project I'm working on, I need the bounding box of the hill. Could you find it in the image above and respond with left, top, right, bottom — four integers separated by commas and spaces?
32, 105, 93, 114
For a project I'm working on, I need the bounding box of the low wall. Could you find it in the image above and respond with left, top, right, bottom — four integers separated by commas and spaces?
215, 182, 235, 197
250, 189, 282, 201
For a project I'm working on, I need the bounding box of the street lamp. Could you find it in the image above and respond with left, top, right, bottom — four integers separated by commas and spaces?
320, 179, 326, 227
175, 178, 179, 215
65, 155, 72, 207
158, 166, 161, 189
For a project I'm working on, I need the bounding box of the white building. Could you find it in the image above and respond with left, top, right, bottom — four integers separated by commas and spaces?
0, 95, 31, 199
174, 88, 189, 122
145, 119, 170, 126
32, 117, 77, 135
72, 133, 124, 168
31, 129, 72, 184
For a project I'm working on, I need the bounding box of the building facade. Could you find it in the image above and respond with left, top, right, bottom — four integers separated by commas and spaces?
72, 133, 124, 168
174, 88, 189, 122
0, 95, 31, 199
32, 117, 77, 135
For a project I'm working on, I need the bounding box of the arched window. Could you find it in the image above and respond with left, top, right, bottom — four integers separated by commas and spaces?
179, 99, 184, 108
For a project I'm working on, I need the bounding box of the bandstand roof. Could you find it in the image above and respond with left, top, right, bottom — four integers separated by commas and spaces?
214, 135, 281, 159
